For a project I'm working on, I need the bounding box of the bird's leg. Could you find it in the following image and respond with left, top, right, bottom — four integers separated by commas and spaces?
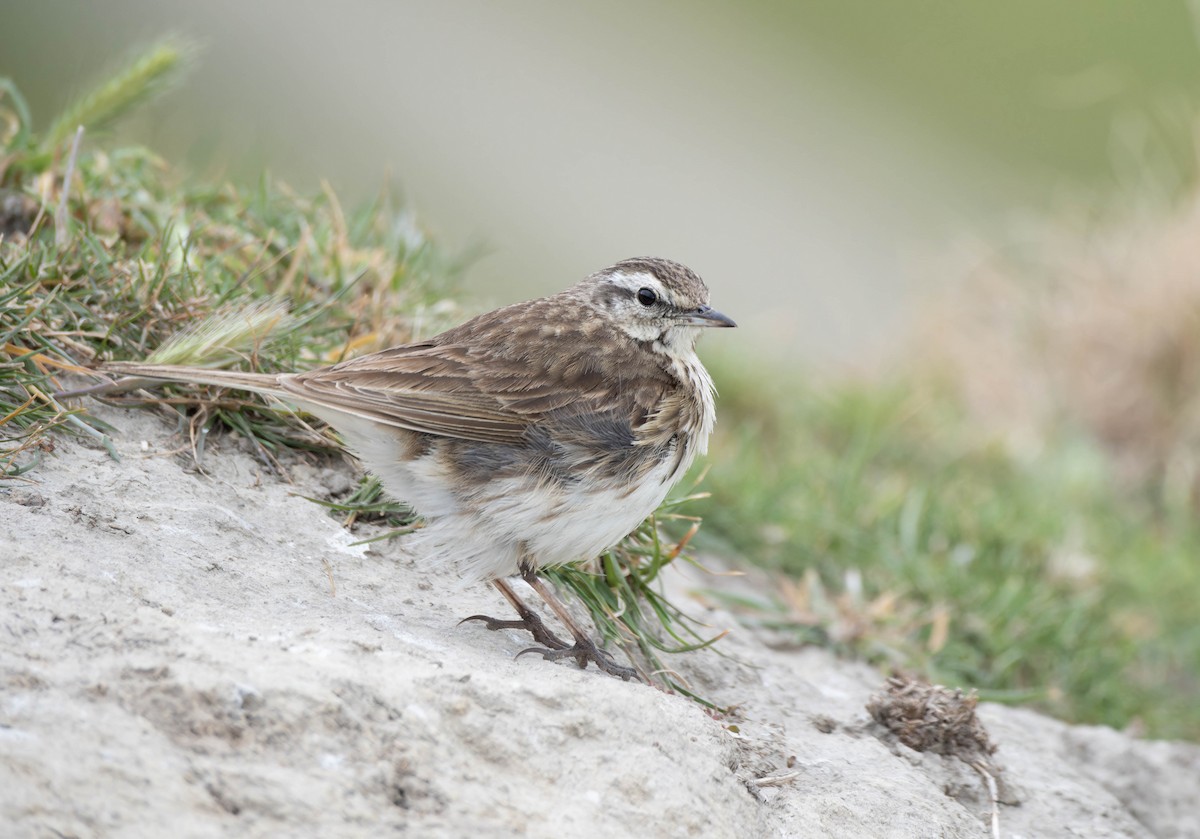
515, 565, 642, 682
458, 578, 570, 650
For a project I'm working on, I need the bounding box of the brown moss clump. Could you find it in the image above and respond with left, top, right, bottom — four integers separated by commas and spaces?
866, 675, 996, 760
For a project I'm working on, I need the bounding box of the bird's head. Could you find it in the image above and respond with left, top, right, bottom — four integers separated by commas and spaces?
585, 257, 736, 354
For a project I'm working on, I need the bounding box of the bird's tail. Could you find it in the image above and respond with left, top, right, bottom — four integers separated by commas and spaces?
58, 362, 288, 400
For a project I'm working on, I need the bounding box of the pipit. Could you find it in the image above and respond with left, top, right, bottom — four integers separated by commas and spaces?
92, 257, 734, 679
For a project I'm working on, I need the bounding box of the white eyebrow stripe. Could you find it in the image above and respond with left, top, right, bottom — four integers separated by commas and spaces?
605, 271, 669, 300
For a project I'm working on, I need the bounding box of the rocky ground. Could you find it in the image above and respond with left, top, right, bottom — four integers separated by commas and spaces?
3, 404, 1198, 838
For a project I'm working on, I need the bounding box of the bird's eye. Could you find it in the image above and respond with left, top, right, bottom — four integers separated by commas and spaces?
636, 287, 658, 307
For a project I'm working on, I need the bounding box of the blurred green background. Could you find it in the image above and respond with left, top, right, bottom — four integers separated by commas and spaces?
5, 1, 1198, 363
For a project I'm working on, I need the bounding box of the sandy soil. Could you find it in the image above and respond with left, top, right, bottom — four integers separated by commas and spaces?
3, 404, 1198, 838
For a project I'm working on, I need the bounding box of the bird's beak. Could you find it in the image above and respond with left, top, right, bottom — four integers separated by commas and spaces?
679, 305, 737, 328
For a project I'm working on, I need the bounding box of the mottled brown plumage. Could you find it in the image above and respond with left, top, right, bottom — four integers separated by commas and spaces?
98, 257, 734, 679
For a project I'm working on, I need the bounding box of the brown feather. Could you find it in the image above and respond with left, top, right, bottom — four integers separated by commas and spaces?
280, 291, 682, 448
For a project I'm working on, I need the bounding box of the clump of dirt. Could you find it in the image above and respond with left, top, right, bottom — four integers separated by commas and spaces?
0, 189, 37, 238
867, 675, 1011, 837
867, 675, 995, 762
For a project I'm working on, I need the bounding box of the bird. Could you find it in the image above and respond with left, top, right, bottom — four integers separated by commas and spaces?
90, 257, 735, 679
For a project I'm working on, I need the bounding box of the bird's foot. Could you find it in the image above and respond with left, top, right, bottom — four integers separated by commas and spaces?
516, 638, 642, 682
458, 607, 569, 650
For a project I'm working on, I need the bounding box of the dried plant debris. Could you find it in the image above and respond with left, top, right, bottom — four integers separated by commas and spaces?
867, 675, 995, 761
867, 675, 1010, 838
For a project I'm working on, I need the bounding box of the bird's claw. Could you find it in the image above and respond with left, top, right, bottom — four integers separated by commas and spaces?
458, 612, 569, 650
516, 641, 641, 682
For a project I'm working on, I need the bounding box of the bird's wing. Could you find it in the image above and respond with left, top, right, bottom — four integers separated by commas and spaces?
280, 343, 526, 443
279, 335, 673, 446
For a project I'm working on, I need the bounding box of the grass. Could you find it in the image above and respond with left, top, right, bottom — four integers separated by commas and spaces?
0, 45, 726, 701
701, 357, 1200, 739
1, 41, 465, 474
